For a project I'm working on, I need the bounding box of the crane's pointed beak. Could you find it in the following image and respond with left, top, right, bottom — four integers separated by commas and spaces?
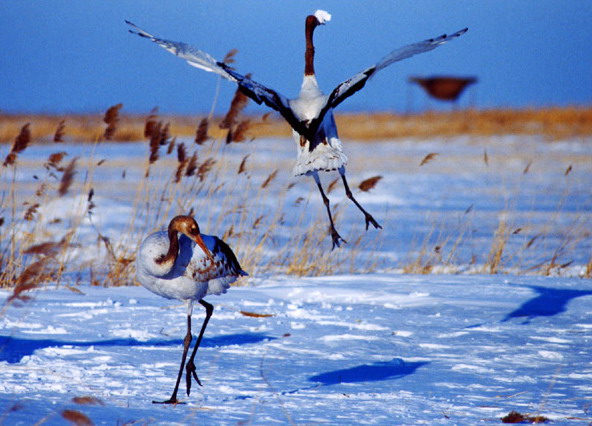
193, 234, 216, 265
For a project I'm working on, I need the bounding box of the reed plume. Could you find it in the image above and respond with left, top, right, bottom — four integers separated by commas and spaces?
8, 257, 51, 303
148, 121, 163, 164
71, 396, 105, 406
261, 170, 278, 189
327, 178, 339, 194
8, 235, 69, 302
103, 103, 123, 140
220, 73, 251, 143
220, 86, 250, 129
61, 410, 93, 426
166, 136, 176, 155
160, 122, 171, 145
185, 153, 198, 177
144, 107, 159, 138
195, 118, 210, 145
24, 203, 40, 221
358, 176, 382, 192
53, 119, 66, 143
87, 188, 96, 214
197, 158, 216, 182
45, 152, 68, 172
237, 154, 250, 174
230, 120, 252, 143
223, 48, 238, 65
58, 157, 78, 196
3, 123, 31, 167
419, 153, 438, 167
174, 142, 188, 183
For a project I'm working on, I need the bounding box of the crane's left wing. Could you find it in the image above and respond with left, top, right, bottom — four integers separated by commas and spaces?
329, 28, 468, 110
308, 28, 468, 133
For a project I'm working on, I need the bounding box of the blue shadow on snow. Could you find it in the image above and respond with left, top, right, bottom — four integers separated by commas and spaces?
0, 333, 274, 364
502, 285, 592, 324
308, 358, 429, 386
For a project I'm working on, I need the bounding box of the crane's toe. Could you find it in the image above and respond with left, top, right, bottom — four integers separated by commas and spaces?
330, 229, 347, 250
185, 360, 203, 395
365, 214, 382, 231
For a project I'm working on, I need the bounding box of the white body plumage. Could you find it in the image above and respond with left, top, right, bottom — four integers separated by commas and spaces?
290, 75, 347, 176
135, 216, 246, 311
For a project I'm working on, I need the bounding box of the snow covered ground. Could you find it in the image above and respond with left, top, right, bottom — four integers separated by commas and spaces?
1, 275, 591, 424
1, 134, 591, 423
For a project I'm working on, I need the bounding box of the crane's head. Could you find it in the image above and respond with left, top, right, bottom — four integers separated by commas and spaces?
307, 9, 331, 29
169, 215, 215, 263
313, 10, 331, 25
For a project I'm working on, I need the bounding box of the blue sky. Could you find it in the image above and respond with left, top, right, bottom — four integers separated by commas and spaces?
2, 1, 591, 115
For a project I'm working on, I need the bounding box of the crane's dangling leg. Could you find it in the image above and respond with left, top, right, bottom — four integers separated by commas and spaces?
153, 312, 193, 404
312, 172, 346, 249
339, 168, 382, 231
185, 299, 213, 395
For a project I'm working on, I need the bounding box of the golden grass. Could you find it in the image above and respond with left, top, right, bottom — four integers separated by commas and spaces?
1, 106, 592, 144
1, 102, 591, 294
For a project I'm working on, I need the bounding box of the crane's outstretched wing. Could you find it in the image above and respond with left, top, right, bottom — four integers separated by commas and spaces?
126, 20, 313, 139
126, 20, 236, 80
308, 28, 468, 133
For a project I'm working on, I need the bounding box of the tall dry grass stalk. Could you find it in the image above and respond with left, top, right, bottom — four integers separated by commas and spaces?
486, 218, 510, 274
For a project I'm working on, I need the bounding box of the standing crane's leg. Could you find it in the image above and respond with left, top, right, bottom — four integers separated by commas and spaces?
339, 168, 382, 230
185, 299, 213, 395
153, 314, 193, 404
312, 172, 346, 249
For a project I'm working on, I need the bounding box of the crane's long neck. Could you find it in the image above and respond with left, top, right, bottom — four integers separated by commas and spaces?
304, 16, 318, 76
156, 227, 179, 267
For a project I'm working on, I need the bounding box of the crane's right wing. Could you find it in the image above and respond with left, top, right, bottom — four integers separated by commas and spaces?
126, 20, 237, 80
126, 21, 313, 139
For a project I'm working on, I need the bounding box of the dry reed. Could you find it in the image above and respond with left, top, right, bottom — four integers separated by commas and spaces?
54, 119, 66, 143
103, 103, 123, 141
419, 153, 438, 167
58, 158, 78, 196
61, 409, 93, 426
3, 123, 31, 166
358, 176, 382, 192
1, 99, 590, 295
220, 77, 250, 130
195, 118, 210, 145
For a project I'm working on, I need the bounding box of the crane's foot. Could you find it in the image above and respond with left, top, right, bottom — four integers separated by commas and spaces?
185, 360, 203, 396
152, 397, 185, 405
330, 228, 347, 250
364, 213, 382, 231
